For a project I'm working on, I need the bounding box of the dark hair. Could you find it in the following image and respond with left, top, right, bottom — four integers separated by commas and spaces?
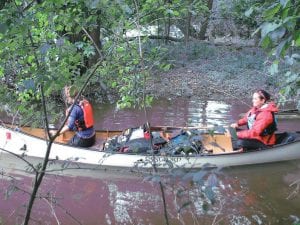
256, 89, 271, 102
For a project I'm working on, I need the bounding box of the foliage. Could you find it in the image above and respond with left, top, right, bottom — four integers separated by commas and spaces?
0, 0, 214, 125
0, 1, 140, 123
140, 0, 209, 29
220, 0, 263, 37
0, 1, 91, 125
246, 0, 300, 108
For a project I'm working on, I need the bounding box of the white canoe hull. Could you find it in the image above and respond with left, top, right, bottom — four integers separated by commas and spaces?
1, 126, 300, 170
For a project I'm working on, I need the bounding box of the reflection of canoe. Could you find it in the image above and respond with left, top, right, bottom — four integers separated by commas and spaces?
239, 109, 300, 120
1, 125, 300, 170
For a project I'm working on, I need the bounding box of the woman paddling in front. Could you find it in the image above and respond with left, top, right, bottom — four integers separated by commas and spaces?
230, 89, 278, 151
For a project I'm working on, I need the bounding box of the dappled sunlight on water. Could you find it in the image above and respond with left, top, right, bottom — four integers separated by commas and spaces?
187, 100, 232, 127
94, 97, 235, 130
93, 97, 300, 132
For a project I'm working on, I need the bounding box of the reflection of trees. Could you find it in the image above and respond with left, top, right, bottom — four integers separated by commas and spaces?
141, 167, 233, 224
0, 169, 83, 224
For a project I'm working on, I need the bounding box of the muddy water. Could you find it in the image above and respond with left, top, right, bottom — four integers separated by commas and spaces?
1, 161, 300, 225
94, 98, 238, 130
1, 97, 300, 225
94, 97, 299, 131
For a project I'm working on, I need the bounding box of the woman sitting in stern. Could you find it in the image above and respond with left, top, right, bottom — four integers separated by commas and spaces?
230, 89, 278, 150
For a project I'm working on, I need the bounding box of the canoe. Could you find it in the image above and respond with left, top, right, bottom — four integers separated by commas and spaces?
239, 109, 300, 120
1, 124, 300, 170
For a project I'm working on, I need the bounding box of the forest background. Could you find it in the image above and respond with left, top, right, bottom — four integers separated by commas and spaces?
0, 0, 299, 127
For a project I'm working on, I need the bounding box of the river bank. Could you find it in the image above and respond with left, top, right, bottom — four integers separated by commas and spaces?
146, 42, 279, 102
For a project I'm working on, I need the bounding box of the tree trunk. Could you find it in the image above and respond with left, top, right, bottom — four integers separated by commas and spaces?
185, 12, 192, 43
176, 0, 214, 40
86, 26, 101, 67
198, 0, 214, 40
164, 0, 172, 44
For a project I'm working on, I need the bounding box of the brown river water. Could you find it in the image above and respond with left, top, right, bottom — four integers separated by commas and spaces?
1, 97, 300, 225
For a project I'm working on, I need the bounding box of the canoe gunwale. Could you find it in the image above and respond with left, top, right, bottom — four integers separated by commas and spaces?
2, 125, 300, 158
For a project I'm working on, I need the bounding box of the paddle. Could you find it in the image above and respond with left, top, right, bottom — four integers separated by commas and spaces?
228, 126, 238, 140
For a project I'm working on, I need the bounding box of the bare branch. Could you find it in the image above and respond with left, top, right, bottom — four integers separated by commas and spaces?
81, 26, 103, 59
40, 84, 51, 141
43, 197, 61, 225
0, 147, 37, 173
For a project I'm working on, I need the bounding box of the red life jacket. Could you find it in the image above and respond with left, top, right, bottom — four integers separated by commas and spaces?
79, 99, 94, 129
237, 102, 279, 145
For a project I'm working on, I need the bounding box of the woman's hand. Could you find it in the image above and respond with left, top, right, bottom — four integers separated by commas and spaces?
49, 130, 58, 138
65, 107, 71, 116
230, 123, 238, 128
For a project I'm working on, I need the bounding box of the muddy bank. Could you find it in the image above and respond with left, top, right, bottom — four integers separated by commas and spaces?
146, 43, 279, 102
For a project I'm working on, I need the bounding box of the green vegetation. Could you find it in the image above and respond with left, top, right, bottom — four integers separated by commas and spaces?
245, 0, 300, 108
0, 0, 213, 126
1, 0, 299, 126
221, 0, 262, 33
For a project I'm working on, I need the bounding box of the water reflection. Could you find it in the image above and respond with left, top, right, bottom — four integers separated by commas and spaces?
1, 160, 300, 225
94, 97, 234, 130
1, 97, 300, 224
1, 97, 298, 131
187, 100, 232, 127
223, 161, 300, 225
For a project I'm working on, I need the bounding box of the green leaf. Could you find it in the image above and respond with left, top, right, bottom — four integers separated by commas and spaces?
263, 3, 281, 20
145, 95, 153, 106
245, 7, 254, 17
282, 16, 300, 29
269, 27, 286, 42
260, 35, 272, 49
281, 7, 289, 19
27, 55, 35, 64
162, 63, 171, 71
111, 81, 117, 88
116, 46, 125, 53
75, 42, 85, 50
269, 62, 278, 75
275, 37, 290, 58
83, 45, 95, 57
0, 66, 3, 78
285, 73, 298, 83
260, 22, 281, 39
173, 10, 180, 17
295, 31, 300, 47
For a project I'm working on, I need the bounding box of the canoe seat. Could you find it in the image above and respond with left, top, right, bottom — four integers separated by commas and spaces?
275, 132, 296, 145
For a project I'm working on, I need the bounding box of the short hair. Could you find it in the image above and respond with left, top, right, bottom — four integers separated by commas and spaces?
66, 86, 78, 98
